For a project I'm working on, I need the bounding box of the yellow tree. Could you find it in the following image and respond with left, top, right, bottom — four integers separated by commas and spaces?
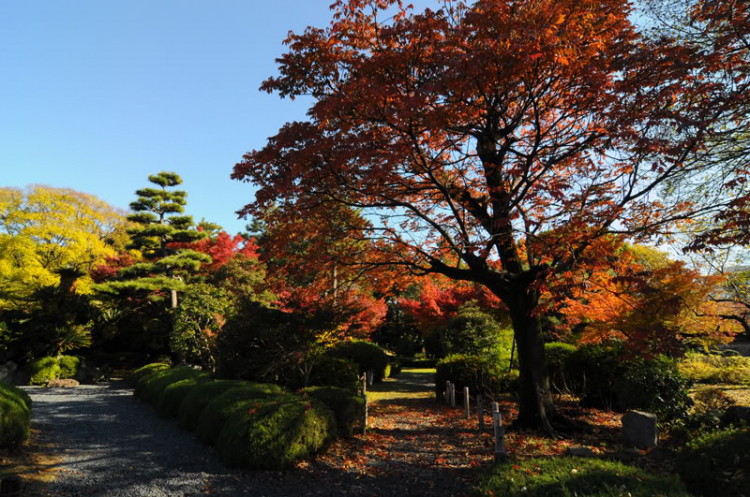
0, 185, 130, 309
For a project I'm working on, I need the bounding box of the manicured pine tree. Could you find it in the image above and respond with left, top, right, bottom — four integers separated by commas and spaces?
96, 171, 210, 307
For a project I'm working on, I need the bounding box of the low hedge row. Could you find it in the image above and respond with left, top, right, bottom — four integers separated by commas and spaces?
0, 381, 32, 448
130, 363, 363, 469
28, 355, 82, 385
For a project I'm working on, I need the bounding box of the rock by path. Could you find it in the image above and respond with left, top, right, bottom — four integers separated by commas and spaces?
23, 372, 486, 496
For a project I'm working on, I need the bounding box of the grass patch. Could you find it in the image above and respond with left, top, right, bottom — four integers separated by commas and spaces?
476, 456, 691, 496
366, 367, 436, 403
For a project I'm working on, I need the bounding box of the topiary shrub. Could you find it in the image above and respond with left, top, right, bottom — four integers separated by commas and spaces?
58, 355, 81, 379
564, 343, 625, 409
301, 386, 364, 438
477, 456, 691, 496
28, 356, 61, 385
155, 374, 210, 419
128, 362, 170, 386
544, 342, 576, 394
0, 381, 32, 448
285, 356, 360, 392
328, 340, 390, 381
195, 382, 285, 445
435, 354, 515, 399
677, 426, 750, 497
134, 366, 204, 406
177, 379, 246, 431
615, 355, 693, 425
217, 396, 335, 469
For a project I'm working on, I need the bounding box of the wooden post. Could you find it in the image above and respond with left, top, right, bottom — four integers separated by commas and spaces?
492, 402, 506, 463
367, 369, 374, 387
464, 386, 470, 419
450, 383, 456, 408
361, 374, 367, 396
477, 394, 484, 431
362, 393, 368, 435
445, 381, 451, 404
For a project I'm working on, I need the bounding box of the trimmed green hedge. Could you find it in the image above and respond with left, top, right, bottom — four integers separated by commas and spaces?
0, 381, 32, 448
677, 426, 750, 496
128, 363, 170, 385
301, 386, 364, 438
155, 374, 210, 419
329, 340, 390, 381
286, 356, 360, 392
134, 366, 204, 405
177, 379, 246, 431
58, 355, 81, 379
435, 354, 517, 399
217, 396, 335, 469
544, 342, 576, 394
195, 383, 285, 445
476, 456, 691, 496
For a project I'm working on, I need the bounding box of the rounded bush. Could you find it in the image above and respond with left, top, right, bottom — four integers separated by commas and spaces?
155, 374, 210, 419
544, 342, 576, 394
286, 356, 360, 392
677, 426, 750, 497
28, 357, 61, 385
217, 397, 335, 469
442, 307, 507, 356
0, 381, 32, 448
301, 386, 364, 438
178, 379, 246, 431
58, 355, 81, 379
328, 340, 390, 381
195, 382, 285, 445
134, 366, 204, 406
564, 343, 625, 409
435, 354, 515, 399
128, 363, 170, 386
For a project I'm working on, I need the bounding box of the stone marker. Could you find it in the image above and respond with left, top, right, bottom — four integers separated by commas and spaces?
47, 379, 79, 388
450, 383, 456, 408
720, 405, 750, 428
622, 410, 657, 448
492, 402, 506, 463
367, 369, 374, 387
363, 393, 368, 435
566, 446, 595, 457
445, 381, 451, 404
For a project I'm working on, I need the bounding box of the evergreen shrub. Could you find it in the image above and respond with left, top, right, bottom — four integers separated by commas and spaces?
544, 342, 576, 393
134, 366, 204, 405
0, 381, 32, 448
58, 355, 81, 379
155, 374, 209, 419
177, 379, 246, 431
677, 426, 750, 497
128, 362, 170, 386
301, 386, 364, 437
435, 354, 516, 399
328, 340, 390, 381
286, 356, 360, 392
28, 356, 61, 385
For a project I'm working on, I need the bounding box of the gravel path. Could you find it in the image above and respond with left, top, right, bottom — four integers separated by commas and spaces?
22, 375, 475, 497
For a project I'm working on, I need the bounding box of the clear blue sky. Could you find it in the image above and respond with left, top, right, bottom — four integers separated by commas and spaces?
0, 1, 347, 234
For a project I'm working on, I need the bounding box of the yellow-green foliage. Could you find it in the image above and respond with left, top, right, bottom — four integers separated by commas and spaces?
128, 363, 170, 386
0, 186, 130, 308
58, 355, 81, 379
155, 375, 209, 419
0, 381, 32, 448
678, 351, 750, 385
217, 397, 335, 469
195, 383, 285, 445
28, 357, 61, 385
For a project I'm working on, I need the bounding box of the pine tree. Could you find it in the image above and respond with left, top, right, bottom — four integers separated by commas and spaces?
95, 171, 210, 307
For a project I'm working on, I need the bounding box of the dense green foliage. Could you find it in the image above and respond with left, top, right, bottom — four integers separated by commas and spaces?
177, 379, 246, 431
58, 355, 81, 379
286, 356, 360, 392
217, 396, 335, 469
565, 344, 625, 409
544, 342, 577, 394
134, 366, 205, 405
155, 375, 209, 419
128, 363, 170, 385
328, 340, 390, 381
442, 306, 512, 358
476, 457, 691, 496
28, 356, 61, 385
301, 386, 364, 438
195, 383, 285, 445
677, 426, 750, 497
435, 354, 518, 399
0, 381, 32, 448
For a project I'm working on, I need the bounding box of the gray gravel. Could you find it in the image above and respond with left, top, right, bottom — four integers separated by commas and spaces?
23, 381, 469, 497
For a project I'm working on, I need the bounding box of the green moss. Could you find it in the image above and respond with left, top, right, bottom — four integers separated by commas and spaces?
0, 381, 31, 448
195, 383, 285, 445
58, 355, 81, 379
476, 456, 691, 496
301, 386, 364, 438
28, 357, 60, 385
177, 379, 246, 431
677, 426, 750, 496
217, 397, 335, 469
155, 374, 209, 419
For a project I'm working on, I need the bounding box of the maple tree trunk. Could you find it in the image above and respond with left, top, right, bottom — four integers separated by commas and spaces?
506, 287, 555, 434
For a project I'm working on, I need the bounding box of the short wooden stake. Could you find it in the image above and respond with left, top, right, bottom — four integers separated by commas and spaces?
361, 374, 367, 396
450, 383, 456, 408
367, 369, 374, 387
362, 393, 368, 435
492, 402, 506, 463
445, 381, 451, 404
477, 394, 484, 431
464, 386, 470, 419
